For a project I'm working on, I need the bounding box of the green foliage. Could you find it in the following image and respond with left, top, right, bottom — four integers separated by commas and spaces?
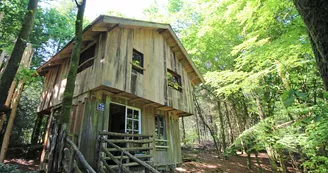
14, 66, 40, 84
0, 163, 38, 173
11, 79, 43, 145
144, 0, 328, 171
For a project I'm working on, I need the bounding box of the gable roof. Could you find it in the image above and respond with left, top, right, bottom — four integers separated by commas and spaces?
37, 15, 204, 85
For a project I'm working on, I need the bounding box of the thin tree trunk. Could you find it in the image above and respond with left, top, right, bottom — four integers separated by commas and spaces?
230, 100, 246, 153
48, 1, 86, 171
194, 110, 201, 144
60, 0, 86, 124
224, 101, 234, 145
0, 51, 5, 69
292, 0, 328, 91
255, 152, 264, 173
247, 150, 252, 169
0, 0, 38, 107
255, 95, 265, 120
217, 100, 227, 159
266, 146, 278, 173
0, 114, 5, 132
0, 81, 25, 162
0, 45, 33, 163
194, 94, 221, 159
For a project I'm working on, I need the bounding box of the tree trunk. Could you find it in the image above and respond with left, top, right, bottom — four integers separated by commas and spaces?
48, 1, 86, 171
194, 94, 221, 158
0, 51, 5, 69
0, 81, 25, 162
255, 152, 264, 173
181, 116, 186, 146
266, 146, 278, 173
292, 0, 328, 91
194, 110, 201, 144
255, 95, 265, 120
0, 45, 33, 163
60, 0, 86, 124
246, 151, 252, 169
223, 101, 234, 145
217, 100, 227, 159
0, 0, 38, 108
230, 99, 246, 153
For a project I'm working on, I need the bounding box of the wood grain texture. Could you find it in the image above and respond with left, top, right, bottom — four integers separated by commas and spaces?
38, 27, 195, 114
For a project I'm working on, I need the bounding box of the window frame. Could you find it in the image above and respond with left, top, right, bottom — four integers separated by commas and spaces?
131, 49, 144, 74
77, 43, 96, 73
167, 69, 182, 92
124, 106, 141, 135
154, 115, 166, 140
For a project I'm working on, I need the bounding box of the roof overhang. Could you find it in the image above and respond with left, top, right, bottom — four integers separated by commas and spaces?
37, 15, 204, 85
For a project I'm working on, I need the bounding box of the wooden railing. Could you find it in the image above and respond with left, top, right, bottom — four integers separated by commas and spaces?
155, 139, 169, 150
98, 131, 160, 173
62, 137, 96, 173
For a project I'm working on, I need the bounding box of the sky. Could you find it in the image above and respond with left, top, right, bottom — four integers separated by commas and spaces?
84, 0, 157, 21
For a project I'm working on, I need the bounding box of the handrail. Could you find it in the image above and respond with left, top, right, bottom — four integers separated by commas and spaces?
65, 138, 96, 173
100, 146, 131, 173
102, 137, 160, 173
99, 131, 153, 138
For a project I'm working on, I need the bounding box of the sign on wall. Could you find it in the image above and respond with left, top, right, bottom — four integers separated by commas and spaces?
97, 103, 105, 111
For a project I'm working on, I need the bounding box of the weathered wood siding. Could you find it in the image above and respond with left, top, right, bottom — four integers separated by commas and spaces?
37, 33, 107, 112
102, 28, 194, 114
38, 28, 194, 114
73, 93, 181, 168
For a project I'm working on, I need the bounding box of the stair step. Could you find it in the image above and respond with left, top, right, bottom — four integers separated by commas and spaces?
107, 147, 152, 152
109, 162, 139, 169
109, 161, 153, 169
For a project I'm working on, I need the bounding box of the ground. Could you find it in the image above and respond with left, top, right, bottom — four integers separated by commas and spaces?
175, 148, 300, 173
3, 147, 300, 172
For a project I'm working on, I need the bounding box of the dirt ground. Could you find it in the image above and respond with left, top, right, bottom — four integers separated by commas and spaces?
3, 148, 300, 172
175, 149, 300, 173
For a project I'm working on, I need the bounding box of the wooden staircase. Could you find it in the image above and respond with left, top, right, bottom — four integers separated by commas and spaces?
98, 131, 160, 173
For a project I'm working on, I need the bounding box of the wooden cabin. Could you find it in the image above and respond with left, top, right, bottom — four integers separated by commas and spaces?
37, 15, 204, 172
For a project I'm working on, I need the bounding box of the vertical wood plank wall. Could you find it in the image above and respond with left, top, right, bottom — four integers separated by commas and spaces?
71, 93, 182, 168
38, 27, 194, 115
102, 28, 194, 113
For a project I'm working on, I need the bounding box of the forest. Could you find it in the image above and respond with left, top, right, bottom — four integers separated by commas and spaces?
0, 0, 328, 172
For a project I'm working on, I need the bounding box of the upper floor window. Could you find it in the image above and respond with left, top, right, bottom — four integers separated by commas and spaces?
167, 69, 182, 92
131, 49, 144, 74
78, 44, 96, 73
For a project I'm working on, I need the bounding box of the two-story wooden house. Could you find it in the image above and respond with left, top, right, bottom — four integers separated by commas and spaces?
37, 15, 203, 172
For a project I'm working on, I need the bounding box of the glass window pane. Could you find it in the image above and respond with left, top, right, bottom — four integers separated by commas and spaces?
127, 109, 133, 118
127, 120, 132, 129
133, 110, 139, 119
134, 121, 139, 130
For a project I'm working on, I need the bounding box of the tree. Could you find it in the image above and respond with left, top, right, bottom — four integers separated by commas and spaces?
47, 0, 86, 171
0, 0, 38, 109
292, 0, 328, 91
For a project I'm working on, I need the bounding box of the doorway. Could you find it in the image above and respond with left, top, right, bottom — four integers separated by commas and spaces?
108, 103, 141, 134
109, 103, 125, 133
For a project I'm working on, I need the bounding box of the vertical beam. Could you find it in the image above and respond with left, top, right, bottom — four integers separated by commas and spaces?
40, 111, 53, 170
31, 113, 44, 144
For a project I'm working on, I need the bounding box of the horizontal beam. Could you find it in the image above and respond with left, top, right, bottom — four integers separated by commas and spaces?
99, 131, 153, 138
103, 138, 153, 144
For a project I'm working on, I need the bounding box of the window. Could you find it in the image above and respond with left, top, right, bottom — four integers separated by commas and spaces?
167, 69, 182, 92
131, 49, 144, 74
78, 44, 96, 73
155, 115, 166, 145
125, 107, 141, 135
